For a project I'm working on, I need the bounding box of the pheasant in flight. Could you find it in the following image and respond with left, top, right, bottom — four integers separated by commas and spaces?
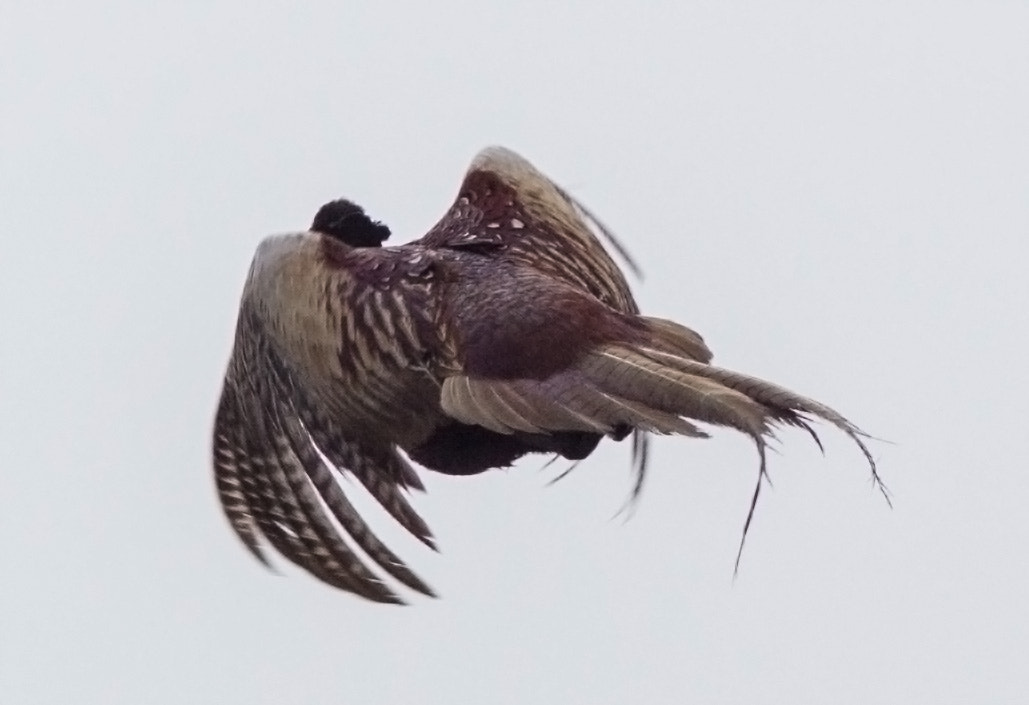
212, 147, 884, 603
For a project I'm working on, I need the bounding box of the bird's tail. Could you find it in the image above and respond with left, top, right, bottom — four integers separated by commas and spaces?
440, 315, 886, 568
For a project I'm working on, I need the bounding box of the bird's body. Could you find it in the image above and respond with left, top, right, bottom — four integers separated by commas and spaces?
213, 146, 884, 603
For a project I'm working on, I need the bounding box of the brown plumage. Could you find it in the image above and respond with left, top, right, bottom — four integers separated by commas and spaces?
213, 146, 885, 603
411, 147, 650, 480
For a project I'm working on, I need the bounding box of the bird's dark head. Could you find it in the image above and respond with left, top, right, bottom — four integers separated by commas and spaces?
311, 199, 391, 247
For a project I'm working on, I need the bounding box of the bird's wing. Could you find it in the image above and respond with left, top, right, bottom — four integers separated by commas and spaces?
417, 146, 653, 489
417, 146, 641, 315
213, 232, 446, 602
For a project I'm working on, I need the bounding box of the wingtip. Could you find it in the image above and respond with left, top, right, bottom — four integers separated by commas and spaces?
416, 529, 440, 553
244, 538, 275, 571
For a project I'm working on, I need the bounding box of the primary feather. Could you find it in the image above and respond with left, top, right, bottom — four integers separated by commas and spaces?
213, 146, 884, 602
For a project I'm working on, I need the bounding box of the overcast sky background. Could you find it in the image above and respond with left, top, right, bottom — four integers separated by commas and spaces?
3, 2, 1027, 703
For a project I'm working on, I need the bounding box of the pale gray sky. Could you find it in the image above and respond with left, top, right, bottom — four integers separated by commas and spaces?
3, 2, 1027, 703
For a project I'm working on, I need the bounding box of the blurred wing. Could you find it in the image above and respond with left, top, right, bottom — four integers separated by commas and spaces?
212, 233, 443, 602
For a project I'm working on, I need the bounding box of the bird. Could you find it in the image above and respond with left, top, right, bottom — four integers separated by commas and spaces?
212, 146, 886, 603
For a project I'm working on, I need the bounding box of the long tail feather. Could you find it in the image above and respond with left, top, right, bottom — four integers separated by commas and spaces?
528, 337, 883, 567
635, 346, 889, 503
